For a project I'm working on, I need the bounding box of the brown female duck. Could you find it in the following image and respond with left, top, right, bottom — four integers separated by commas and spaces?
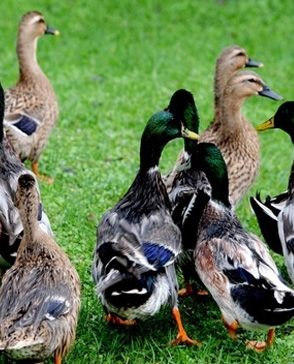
200, 70, 282, 206
164, 45, 263, 191
0, 174, 80, 363
4, 11, 59, 183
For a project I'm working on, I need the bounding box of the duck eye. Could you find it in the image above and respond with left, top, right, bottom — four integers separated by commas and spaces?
38, 18, 45, 24
248, 78, 256, 83
237, 52, 245, 57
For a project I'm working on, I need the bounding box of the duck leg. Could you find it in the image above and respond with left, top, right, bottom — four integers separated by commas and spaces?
222, 316, 239, 339
178, 280, 194, 297
246, 328, 275, 352
105, 313, 136, 326
54, 356, 62, 364
32, 162, 54, 184
171, 307, 201, 346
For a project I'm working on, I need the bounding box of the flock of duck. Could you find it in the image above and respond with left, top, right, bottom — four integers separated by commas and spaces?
0, 9, 294, 364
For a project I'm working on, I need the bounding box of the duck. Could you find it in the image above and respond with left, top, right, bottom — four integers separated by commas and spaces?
4, 11, 59, 183
92, 109, 200, 346
0, 81, 52, 270
165, 89, 210, 296
194, 142, 294, 352
199, 70, 283, 207
0, 173, 81, 363
250, 101, 294, 282
164, 45, 263, 192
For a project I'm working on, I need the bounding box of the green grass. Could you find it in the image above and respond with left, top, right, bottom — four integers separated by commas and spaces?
1, 0, 294, 363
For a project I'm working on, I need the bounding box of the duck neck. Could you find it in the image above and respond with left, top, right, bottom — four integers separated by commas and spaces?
209, 174, 230, 207
19, 200, 40, 243
214, 62, 233, 114
140, 136, 164, 171
218, 92, 245, 134
288, 149, 294, 194
17, 32, 42, 80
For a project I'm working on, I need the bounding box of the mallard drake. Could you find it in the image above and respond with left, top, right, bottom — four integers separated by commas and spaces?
0, 81, 52, 269
0, 173, 80, 363
92, 110, 200, 346
194, 142, 294, 351
165, 89, 210, 296
200, 70, 283, 207
4, 11, 59, 183
251, 101, 294, 282
164, 45, 263, 191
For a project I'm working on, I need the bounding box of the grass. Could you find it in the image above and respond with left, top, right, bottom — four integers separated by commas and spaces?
0, 0, 294, 363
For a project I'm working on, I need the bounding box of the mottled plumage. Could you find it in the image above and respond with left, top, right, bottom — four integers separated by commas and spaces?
0, 174, 80, 363
0, 82, 52, 269
251, 102, 294, 283
92, 110, 200, 346
163, 90, 210, 296
200, 70, 282, 207
194, 143, 294, 351
4, 11, 59, 182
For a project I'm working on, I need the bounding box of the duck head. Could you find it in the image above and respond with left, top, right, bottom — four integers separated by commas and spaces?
256, 101, 294, 143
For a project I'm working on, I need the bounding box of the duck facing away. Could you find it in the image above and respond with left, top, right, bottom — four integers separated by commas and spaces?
0, 81, 52, 270
200, 70, 283, 207
92, 110, 200, 346
4, 11, 59, 183
164, 45, 263, 191
0, 174, 81, 363
251, 101, 294, 283
194, 143, 294, 351
166, 89, 210, 296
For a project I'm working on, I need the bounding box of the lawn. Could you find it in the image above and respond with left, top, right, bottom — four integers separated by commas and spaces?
0, 0, 294, 363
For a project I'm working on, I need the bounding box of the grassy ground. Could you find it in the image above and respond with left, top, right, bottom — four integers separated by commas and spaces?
0, 0, 294, 363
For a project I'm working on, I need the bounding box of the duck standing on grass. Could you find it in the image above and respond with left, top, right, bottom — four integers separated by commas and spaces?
251, 102, 294, 284
92, 110, 200, 346
4, 11, 59, 183
194, 143, 294, 352
200, 70, 283, 207
0, 82, 52, 270
164, 45, 263, 191
166, 89, 210, 297
0, 173, 81, 364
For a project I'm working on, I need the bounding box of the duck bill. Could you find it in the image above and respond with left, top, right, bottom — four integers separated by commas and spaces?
45, 26, 60, 36
258, 86, 283, 101
181, 124, 199, 140
256, 117, 275, 131
246, 58, 263, 68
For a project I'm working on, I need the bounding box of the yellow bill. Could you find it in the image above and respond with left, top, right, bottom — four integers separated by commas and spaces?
256, 117, 275, 131
181, 124, 199, 140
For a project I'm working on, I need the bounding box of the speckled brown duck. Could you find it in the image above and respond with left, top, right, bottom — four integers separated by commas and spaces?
0, 173, 80, 364
4, 11, 59, 183
200, 70, 282, 206
164, 45, 263, 192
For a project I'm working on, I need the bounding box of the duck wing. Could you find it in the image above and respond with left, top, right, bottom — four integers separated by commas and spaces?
4, 112, 41, 137
277, 201, 294, 284
0, 266, 75, 334
250, 191, 288, 255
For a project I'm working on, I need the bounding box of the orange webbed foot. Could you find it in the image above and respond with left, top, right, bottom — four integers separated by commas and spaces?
171, 307, 201, 347
105, 313, 136, 326
245, 328, 275, 352
171, 332, 202, 347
